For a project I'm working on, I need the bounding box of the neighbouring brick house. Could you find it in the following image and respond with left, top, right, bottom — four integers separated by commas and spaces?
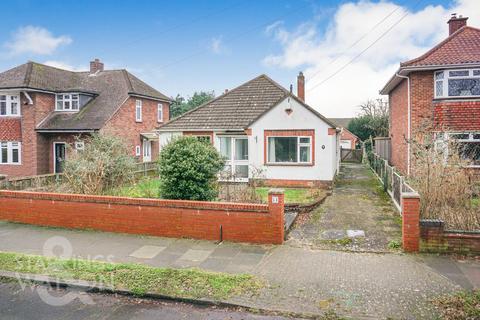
0, 59, 171, 178
328, 118, 360, 149
380, 14, 480, 175
158, 73, 340, 187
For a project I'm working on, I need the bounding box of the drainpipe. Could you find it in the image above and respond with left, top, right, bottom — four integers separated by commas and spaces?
395, 73, 411, 176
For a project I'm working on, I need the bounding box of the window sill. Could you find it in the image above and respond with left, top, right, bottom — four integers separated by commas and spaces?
0, 115, 21, 118
433, 97, 480, 102
265, 163, 314, 167
0, 163, 22, 166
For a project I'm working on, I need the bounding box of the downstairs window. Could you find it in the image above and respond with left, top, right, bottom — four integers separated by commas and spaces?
267, 136, 312, 164
0, 142, 21, 164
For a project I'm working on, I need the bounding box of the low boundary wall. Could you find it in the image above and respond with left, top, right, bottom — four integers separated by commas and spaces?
0, 189, 285, 245
420, 220, 480, 255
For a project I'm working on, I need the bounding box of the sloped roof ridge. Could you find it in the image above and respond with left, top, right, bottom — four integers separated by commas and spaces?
401, 26, 480, 67
159, 74, 287, 128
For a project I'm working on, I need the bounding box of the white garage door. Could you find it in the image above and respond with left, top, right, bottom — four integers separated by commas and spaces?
340, 140, 352, 149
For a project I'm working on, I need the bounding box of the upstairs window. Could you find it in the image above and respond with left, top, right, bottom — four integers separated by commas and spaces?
157, 103, 163, 122
56, 94, 79, 111
435, 69, 480, 98
0, 95, 20, 116
135, 100, 142, 122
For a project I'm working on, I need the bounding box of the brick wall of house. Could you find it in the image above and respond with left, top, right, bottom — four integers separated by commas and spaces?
0, 190, 285, 245
102, 97, 169, 162
434, 100, 480, 130
0, 92, 55, 178
389, 78, 409, 174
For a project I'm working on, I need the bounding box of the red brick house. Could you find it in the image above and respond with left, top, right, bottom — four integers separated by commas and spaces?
0, 59, 171, 178
380, 14, 480, 175
329, 118, 360, 149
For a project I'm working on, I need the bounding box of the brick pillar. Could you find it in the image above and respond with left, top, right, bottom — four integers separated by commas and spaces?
268, 188, 285, 244
401, 192, 420, 252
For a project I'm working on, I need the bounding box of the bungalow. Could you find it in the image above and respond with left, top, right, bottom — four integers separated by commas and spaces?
158, 73, 341, 187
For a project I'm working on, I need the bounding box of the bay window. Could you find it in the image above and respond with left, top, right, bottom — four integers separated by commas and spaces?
0, 95, 20, 116
267, 136, 312, 164
435, 132, 480, 166
435, 69, 480, 98
0, 142, 21, 164
56, 94, 80, 111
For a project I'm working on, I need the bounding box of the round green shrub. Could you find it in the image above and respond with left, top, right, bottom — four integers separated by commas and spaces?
158, 136, 224, 201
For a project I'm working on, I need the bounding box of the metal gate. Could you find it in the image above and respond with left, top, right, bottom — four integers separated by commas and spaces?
341, 148, 362, 163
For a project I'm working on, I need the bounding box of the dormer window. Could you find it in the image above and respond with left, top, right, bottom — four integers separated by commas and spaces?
56, 93, 80, 111
435, 69, 480, 98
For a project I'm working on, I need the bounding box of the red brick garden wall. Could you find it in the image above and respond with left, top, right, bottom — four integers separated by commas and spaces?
0, 190, 284, 244
420, 220, 480, 255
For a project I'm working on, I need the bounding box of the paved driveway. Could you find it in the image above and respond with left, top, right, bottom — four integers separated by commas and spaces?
288, 162, 402, 252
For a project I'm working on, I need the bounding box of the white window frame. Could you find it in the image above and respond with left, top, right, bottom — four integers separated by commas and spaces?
218, 136, 249, 182
0, 141, 21, 165
56, 93, 80, 112
157, 103, 163, 122
135, 145, 141, 156
434, 68, 480, 99
266, 136, 312, 165
0, 94, 20, 117
74, 141, 85, 151
435, 132, 480, 167
135, 100, 142, 122
142, 139, 152, 162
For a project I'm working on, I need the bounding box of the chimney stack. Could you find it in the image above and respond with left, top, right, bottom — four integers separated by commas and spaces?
297, 71, 305, 102
90, 58, 104, 73
448, 13, 468, 35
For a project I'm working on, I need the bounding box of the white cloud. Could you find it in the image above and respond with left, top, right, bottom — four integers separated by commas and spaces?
5, 26, 72, 56
43, 60, 86, 71
263, 0, 480, 117
209, 36, 228, 55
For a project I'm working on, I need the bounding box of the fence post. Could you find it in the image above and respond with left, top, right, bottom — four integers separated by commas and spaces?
401, 192, 420, 252
268, 188, 285, 244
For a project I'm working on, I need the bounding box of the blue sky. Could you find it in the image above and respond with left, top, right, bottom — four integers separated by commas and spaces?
0, 0, 477, 116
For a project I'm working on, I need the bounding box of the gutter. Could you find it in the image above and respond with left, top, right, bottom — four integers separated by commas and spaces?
395, 72, 411, 176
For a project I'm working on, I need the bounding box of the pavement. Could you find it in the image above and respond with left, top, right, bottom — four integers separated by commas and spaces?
0, 221, 478, 319
288, 162, 402, 252
0, 280, 298, 320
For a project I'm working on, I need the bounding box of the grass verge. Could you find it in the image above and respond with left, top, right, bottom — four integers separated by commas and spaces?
0, 251, 263, 300
433, 290, 480, 320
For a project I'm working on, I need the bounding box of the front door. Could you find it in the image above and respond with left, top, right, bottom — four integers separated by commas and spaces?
54, 142, 66, 173
219, 136, 249, 181
142, 140, 151, 162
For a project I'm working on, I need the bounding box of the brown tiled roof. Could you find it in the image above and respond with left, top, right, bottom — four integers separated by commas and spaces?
0, 62, 171, 130
401, 26, 480, 67
158, 74, 336, 131
328, 118, 352, 129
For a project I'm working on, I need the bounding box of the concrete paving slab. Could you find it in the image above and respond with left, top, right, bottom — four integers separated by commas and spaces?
346, 230, 365, 238
178, 249, 213, 262
129, 245, 166, 259
199, 257, 233, 272
210, 245, 241, 258
321, 230, 346, 240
